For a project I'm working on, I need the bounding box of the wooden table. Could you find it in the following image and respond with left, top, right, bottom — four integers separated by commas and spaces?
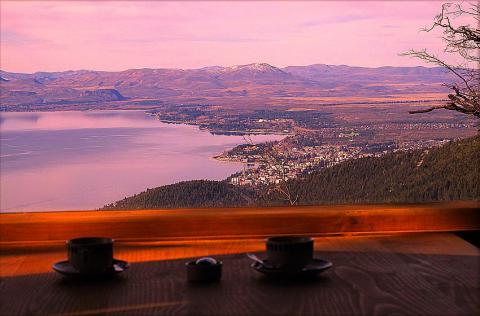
1, 232, 478, 316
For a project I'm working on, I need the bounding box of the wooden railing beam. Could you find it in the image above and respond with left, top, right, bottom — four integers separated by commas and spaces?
1, 201, 478, 243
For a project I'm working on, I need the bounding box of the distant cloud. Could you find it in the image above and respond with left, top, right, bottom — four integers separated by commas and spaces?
299, 14, 374, 27
381, 24, 400, 29
1, 30, 49, 46
118, 35, 271, 44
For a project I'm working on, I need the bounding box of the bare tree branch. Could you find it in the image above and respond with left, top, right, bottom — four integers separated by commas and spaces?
401, 2, 479, 121
409, 106, 446, 114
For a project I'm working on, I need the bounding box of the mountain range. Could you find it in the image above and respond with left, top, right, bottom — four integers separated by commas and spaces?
0, 63, 453, 109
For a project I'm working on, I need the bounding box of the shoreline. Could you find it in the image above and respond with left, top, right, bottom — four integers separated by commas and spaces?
156, 118, 294, 136
1, 110, 285, 213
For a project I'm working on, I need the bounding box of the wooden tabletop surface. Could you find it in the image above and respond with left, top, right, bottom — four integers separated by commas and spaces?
1, 232, 478, 316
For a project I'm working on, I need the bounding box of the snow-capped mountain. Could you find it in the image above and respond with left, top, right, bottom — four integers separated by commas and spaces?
0, 63, 453, 108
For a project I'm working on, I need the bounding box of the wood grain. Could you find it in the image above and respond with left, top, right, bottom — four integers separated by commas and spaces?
1, 201, 479, 243
0, 233, 478, 316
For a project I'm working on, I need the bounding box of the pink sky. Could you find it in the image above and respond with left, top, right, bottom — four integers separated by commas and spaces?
0, 1, 468, 73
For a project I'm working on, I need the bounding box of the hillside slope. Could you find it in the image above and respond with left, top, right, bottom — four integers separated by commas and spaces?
102, 180, 254, 210
102, 136, 479, 210
268, 135, 479, 205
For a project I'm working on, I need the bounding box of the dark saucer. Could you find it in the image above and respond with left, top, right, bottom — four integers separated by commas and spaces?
52, 259, 129, 277
251, 258, 332, 278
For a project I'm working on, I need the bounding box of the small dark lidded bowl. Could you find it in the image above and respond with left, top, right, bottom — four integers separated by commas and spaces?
186, 257, 222, 283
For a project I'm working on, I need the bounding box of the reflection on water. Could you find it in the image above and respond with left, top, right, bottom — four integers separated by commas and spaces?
0, 111, 283, 212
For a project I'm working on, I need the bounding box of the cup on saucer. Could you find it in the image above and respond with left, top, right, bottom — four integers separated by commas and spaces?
67, 237, 114, 274
266, 236, 314, 271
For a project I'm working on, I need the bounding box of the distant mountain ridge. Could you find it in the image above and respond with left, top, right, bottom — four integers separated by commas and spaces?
1, 63, 453, 108
0, 62, 448, 77
102, 135, 479, 210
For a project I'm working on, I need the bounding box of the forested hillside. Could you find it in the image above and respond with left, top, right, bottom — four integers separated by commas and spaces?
266, 135, 479, 205
103, 135, 479, 210
102, 180, 253, 210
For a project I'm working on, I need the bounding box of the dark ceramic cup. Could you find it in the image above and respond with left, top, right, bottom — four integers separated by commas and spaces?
266, 236, 314, 270
67, 237, 114, 274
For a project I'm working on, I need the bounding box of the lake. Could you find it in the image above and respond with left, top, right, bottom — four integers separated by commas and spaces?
0, 110, 283, 212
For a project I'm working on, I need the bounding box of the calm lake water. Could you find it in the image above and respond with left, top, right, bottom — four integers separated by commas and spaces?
0, 111, 283, 212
